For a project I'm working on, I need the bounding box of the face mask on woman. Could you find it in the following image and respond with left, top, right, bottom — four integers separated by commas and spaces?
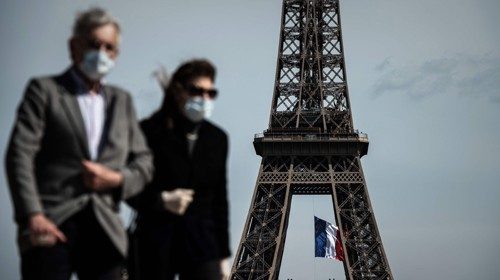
183, 96, 214, 123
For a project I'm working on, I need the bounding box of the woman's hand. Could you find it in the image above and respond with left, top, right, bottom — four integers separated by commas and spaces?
161, 188, 195, 215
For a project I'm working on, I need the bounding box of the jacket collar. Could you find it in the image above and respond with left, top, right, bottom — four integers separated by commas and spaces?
55, 67, 117, 160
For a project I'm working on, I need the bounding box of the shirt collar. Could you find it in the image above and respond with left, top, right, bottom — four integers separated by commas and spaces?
70, 67, 106, 95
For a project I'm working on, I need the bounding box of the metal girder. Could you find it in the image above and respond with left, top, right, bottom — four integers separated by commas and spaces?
231, 156, 393, 279
269, 0, 353, 134
231, 0, 393, 279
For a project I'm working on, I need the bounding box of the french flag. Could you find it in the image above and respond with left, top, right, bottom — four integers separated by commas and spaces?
314, 216, 345, 261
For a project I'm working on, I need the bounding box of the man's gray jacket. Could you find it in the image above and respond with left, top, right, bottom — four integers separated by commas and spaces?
5, 68, 153, 256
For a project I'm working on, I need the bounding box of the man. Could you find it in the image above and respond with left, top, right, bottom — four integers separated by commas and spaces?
5, 7, 153, 280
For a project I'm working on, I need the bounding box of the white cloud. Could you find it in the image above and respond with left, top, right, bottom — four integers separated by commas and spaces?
373, 54, 500, 102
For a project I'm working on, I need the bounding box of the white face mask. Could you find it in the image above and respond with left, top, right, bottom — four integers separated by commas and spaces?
183, 96, 214, 122
78, 50, 115, 81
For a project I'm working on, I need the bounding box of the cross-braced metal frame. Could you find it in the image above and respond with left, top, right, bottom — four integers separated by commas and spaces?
231, 0, 393, 279
270, 0, 352, 133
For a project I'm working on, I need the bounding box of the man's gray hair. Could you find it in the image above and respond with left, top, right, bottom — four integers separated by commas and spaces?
73, 7, 120, 38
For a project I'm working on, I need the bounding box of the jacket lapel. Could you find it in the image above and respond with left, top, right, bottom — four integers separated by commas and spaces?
96, 86, 117, 161
57, 69, 91, 160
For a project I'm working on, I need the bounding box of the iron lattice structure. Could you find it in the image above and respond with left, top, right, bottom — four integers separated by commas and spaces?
230, 0, 393, 279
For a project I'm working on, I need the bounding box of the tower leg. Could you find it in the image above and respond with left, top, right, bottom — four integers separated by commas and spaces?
231, 158, 293, 280
232, 156, 393, 280
330, 156, 393, 279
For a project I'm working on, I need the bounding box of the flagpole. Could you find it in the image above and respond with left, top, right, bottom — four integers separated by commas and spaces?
313, 197, 316, 280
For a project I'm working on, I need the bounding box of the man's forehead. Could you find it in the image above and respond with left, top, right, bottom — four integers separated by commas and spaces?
89, 24, 119, 36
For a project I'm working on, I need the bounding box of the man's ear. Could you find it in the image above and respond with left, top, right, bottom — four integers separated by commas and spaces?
68, 37, 80, 64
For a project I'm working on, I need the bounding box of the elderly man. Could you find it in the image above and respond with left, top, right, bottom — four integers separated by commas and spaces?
5, 7, 153, 280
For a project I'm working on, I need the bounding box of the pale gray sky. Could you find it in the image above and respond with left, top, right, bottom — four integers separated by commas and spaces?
1, 0, 499, 279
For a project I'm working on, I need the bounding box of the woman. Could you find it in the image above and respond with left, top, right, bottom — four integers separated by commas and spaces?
128, 59, 230, 280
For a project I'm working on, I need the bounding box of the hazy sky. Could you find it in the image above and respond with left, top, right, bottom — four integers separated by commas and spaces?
1, 0, 499, 279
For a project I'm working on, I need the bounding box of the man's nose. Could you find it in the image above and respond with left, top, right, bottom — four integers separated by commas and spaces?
98, 44, 107, 52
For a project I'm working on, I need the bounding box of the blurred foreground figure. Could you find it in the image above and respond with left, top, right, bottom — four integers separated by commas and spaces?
5, 7, 153, 280
128, 59, 230, 280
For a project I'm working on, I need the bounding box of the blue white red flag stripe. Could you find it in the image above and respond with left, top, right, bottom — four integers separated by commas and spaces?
314, 216, 345, 261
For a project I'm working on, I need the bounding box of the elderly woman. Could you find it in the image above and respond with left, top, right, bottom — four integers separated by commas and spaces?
128, 59, 230, 280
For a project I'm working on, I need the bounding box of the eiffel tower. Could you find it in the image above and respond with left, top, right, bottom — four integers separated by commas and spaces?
230, 0, 393, 279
